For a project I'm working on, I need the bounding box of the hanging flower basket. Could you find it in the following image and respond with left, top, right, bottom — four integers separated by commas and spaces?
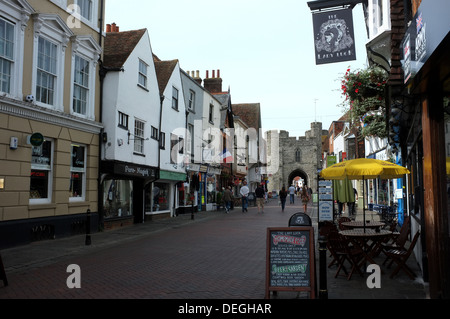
341, 66, 388, 138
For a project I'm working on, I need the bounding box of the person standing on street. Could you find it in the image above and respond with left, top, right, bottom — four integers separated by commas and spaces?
300, 186, 310, 214
240, 180, 249, 212
288, 185, 296, 204
223, 186, 233, 213
255, 184, 265, 214
279, 186, 288, 212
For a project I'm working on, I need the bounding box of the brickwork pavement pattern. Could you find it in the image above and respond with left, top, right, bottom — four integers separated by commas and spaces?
0, 199, 427, 299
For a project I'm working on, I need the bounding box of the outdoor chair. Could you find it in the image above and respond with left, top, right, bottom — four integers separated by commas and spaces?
319, 221, 340, 268
381, 216, 411, 265
384, 230, 421, 279
337, 217, 351, 230
327, 231, 364, 280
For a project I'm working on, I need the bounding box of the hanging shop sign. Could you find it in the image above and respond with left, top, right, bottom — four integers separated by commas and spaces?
312, 8, 356, 65
29, 132, 44, 147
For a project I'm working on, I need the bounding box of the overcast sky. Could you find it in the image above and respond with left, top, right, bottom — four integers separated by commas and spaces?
105, 0, 369, 136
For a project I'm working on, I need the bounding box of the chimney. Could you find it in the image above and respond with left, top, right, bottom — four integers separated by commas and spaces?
106, 24, 111, 32
193, 70, 202, 85
111, 23, 118, 32
203, 69, 222, 93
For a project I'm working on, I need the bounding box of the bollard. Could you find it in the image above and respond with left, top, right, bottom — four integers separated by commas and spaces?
318, 235, 328, 299
191, 201, 194, 220
85, 209, 91, 246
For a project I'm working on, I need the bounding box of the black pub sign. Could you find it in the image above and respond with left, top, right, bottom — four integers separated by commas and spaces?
312, 8, 356, 65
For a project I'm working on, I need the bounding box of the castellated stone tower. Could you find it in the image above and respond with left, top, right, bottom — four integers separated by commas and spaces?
266, 122, 324, 195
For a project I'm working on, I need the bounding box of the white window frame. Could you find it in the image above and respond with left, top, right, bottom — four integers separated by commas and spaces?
188, 90, 195, 110
32, 14, 73, 112
30, 138, 54, 205
172, 86, 179, 110
73, 0, 99, 30
70, 35, 100, 120
134, 118, 145, 154
138, 59, 148, 89
70, 143, 87, 202
0, 2, 30, 99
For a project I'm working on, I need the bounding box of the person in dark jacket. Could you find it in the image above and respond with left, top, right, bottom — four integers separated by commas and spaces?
255, 184, 265, 214
279, 186, 288, 212
223, 186, 233, 213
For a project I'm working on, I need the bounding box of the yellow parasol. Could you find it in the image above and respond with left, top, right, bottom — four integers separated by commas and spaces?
320, 158, 410, 231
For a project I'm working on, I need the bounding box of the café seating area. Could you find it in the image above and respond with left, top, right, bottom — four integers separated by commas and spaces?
320, 213, 420, 281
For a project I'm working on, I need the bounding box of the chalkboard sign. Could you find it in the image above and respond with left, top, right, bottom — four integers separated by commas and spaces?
265, 227, 315, 299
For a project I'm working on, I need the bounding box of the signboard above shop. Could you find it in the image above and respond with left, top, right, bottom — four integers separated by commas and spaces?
402, 0, 450, 84
312, 8, 357, 65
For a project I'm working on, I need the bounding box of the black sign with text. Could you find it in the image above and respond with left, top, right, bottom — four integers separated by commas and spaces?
312, 8, 356, 65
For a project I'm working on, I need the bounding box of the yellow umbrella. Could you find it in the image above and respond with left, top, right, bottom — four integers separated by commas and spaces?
320, 158, 410, 180
320, 158, 410, 231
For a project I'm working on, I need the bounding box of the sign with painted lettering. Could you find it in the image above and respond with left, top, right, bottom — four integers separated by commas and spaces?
312, 8, 356, 65
265, 227, 315, 299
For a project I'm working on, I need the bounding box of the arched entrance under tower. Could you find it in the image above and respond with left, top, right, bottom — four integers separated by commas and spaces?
287, 169, 309, 188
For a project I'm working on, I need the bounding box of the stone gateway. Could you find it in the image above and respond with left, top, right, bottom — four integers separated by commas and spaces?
266, 122, 326, 196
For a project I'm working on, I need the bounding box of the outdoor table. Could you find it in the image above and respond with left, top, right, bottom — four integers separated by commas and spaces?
339, 229, 392, 267
341, 221, 385, 230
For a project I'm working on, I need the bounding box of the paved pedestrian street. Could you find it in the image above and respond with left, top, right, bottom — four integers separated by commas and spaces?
0, 199, 429, 314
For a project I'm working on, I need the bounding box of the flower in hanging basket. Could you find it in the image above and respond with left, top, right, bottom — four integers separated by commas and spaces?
340, 66, 388, 139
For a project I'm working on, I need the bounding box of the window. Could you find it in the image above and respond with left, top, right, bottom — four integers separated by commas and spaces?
73, 55, 89, 115
138, 59, 148, 88
78, 0, 92, 21
30, 140, 53, 204
70, 144, 86, 200
151, 126, 158, 140
0, 18, 14, 94
159, 132, 165, 149
209, 103, 214, 123
134, 119, 145, 154
188, 90, 195, 110
172, 86, 179, 110
118, 111, 129, 129
36, 37, 57, 106
295, 149, 301, 162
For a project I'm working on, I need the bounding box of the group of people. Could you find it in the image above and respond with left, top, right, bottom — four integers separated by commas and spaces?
223, 182, 314, 215
278, 185, 311, 213
222, 181, 267, 214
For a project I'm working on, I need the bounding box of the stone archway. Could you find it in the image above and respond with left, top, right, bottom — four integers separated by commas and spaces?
287, 169, 309, 188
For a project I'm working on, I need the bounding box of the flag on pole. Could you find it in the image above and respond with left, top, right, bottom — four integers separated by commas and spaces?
222, 148, 233, 163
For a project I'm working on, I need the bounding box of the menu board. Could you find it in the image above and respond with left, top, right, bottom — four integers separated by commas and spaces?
265, 227, 315, 299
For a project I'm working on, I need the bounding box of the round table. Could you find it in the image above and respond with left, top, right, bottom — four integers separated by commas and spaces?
341, 221, 385, 230
339, 229, 392, 266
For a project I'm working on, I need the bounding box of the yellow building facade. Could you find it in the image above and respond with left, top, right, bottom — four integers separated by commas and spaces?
0, 0, 104, 248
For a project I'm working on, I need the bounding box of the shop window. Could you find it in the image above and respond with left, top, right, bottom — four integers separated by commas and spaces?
102, 179, 133, 219
70, 144, 86, 200
152, 182, 169, 211
30, 140, 53, 204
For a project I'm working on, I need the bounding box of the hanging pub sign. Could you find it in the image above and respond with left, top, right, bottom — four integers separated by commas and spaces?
312, 8, 356, 65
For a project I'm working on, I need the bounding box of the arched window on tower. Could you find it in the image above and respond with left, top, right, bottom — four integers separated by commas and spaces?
295, 149, 301, 162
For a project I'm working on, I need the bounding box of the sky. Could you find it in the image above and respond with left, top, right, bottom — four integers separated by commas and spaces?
104, 0, 370, 137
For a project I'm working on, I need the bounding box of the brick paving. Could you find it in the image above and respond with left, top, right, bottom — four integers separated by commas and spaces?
0, 199, 428, 300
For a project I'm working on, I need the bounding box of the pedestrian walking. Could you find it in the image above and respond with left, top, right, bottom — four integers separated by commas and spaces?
348, 187, 358, 216
223, 186, 233, 213
288, 185, 296, 204
240, 180, 249, 212
255, 184, 265, 213
279, 186, 288, 212
300, 186, 310, 213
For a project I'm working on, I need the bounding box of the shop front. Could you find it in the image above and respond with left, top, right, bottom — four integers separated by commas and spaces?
145, 170, 186, 218
100, 160, 158, 229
